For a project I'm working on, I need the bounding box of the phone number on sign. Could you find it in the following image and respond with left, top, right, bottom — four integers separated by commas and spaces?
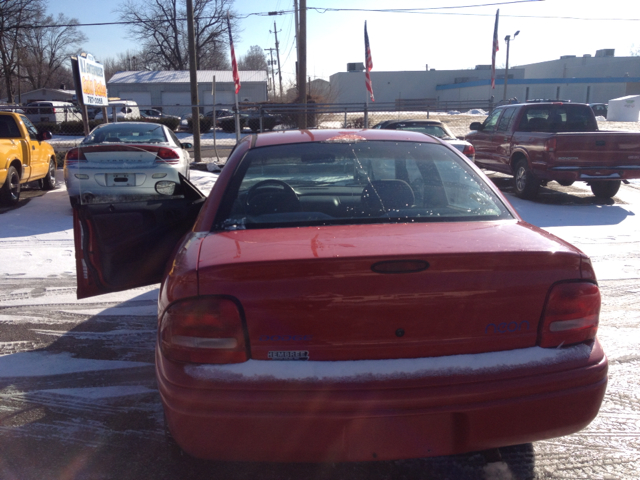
85, 95, 107, 106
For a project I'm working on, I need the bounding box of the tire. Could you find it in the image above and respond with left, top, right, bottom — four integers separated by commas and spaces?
556, 179, 574, 187
41, 159, 57, 190
0, 165, 21, 206
590, 180, 621, 199
513, 159, 540, 199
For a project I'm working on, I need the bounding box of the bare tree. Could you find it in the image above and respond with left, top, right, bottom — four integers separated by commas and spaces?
20, 12, 88, 90
117, 0, 236, 71
101, 50, 145, 80
238, 45, 267, 71
0, 0, 43, 102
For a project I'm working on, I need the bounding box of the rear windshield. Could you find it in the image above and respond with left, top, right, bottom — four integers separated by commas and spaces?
213, 141, 512, 230
396, 124, 453, 139
82, 123, 167, 144
516, 105, 597, 133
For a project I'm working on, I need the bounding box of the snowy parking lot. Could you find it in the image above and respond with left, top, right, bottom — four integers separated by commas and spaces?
0, 170, 639, 479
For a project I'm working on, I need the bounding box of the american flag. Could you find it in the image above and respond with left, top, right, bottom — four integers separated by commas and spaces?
227, 12, 240, 94
364, 21, 374, 102
491, 9, 499, 89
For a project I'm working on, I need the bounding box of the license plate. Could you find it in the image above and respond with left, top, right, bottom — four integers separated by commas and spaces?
106, 173, 135, 186
268, 350, 309, 361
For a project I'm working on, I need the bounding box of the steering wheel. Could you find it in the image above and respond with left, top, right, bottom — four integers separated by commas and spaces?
246, 179, 300, 216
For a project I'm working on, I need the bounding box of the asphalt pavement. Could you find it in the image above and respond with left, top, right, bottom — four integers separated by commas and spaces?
1, 176, 639, 479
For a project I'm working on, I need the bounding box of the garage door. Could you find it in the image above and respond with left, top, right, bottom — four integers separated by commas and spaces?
161, 92, 192, 117
202, 91, 234, 109
122, 92, 152, 109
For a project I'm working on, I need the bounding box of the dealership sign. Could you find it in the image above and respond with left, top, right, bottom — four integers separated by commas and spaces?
74, 54, 108, 106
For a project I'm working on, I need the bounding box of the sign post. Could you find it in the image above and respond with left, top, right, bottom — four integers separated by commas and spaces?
70, 53, 108, 135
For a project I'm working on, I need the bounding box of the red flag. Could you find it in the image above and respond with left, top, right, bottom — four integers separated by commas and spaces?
227, 12, 240, 94
491, 9, 499, 89
364, 21, 374, 102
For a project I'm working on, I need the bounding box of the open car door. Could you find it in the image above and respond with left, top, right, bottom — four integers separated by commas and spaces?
72, 175, 205, 299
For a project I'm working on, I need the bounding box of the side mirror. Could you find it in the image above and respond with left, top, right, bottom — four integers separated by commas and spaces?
469, 122, 484, 131
37, 131, 53, 141
181, 142, 193, 149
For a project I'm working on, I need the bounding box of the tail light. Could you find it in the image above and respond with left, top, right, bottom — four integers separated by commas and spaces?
160, 297, 248, 364
545, 137, 556, 152
462, 144, 475, 157
65, 148, 87, 164
154, 147, 180, 164
538, 282, 600, 348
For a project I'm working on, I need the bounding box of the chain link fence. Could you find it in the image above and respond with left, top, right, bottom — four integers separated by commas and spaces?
37, 100, 492, 153
30, 99, 640, 163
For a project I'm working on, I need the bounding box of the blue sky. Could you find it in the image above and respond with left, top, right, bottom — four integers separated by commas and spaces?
49, 0, 639, 83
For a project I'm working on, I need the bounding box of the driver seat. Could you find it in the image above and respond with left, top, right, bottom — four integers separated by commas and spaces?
361, 180, 415, 216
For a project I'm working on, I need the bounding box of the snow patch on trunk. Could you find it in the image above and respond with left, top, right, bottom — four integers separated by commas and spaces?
186, 344, 593, 383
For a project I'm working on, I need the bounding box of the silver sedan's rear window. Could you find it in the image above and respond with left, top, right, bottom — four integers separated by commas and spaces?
214, 141, 512, 230
82, 124, 168, 145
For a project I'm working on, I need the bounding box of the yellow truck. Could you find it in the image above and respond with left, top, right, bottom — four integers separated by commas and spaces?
0, 111, 57, 206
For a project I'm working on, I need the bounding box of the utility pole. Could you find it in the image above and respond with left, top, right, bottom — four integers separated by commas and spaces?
186, 0, 201, 162
298, 0, 307, 128
271, 21, 284, 100
503, 30, 519, 102
264, 47, 277, 98
293, 0, 299, 94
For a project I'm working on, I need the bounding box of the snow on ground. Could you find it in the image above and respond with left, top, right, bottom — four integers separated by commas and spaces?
1, 165, 640, 477
510, 182, 640, 281
0, 351, 150, 378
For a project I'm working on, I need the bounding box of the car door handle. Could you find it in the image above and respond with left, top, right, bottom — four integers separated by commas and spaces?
32, 145, 35, 150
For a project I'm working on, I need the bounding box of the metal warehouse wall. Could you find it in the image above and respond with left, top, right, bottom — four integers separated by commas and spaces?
436, 81, 631, 105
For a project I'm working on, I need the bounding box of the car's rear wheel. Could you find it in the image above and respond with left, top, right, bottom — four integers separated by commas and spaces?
0, 165, 21, 206
41, 159, 57, 190
513, 159, 540, 199
556, 179, 574, 187
590, 180, 621, 199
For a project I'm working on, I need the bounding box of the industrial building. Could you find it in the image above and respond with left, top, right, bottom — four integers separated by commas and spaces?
106, 70, 268, 116
330, 49, 640, 106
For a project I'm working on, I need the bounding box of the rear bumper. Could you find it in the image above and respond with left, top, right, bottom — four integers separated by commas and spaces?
542, 165, 640, 182
64, 166, 183, 197
157, 340, 607, 462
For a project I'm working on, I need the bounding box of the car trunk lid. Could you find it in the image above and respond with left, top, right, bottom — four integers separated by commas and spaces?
197, 221, 585, 361
80, 145, 163, 166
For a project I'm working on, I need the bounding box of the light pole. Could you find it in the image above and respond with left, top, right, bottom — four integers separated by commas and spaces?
503, 30, 519, 101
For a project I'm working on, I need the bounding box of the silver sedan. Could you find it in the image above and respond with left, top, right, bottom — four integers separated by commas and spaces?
64, 122, 192, 203
373, 119, 476, 161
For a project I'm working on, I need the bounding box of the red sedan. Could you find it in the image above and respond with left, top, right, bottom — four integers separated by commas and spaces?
72, 129, 607, 462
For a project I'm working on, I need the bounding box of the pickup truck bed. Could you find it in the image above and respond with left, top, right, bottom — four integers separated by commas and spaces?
465, 102, 640, 199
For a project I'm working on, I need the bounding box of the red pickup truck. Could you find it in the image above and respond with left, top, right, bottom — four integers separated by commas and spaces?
465, 102, 640, 199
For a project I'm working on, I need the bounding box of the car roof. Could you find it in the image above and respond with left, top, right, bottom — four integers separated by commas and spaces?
27, 101, 74, 105
253, 129, 442, 148
93, 121, 164, 130
383, 119, 445, 126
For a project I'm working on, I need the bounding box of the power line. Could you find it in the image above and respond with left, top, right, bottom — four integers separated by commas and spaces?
12, 1, 640, 30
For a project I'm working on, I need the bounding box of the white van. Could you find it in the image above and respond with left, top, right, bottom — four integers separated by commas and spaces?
25, 101, 82, 124
94, 100, 141, 121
